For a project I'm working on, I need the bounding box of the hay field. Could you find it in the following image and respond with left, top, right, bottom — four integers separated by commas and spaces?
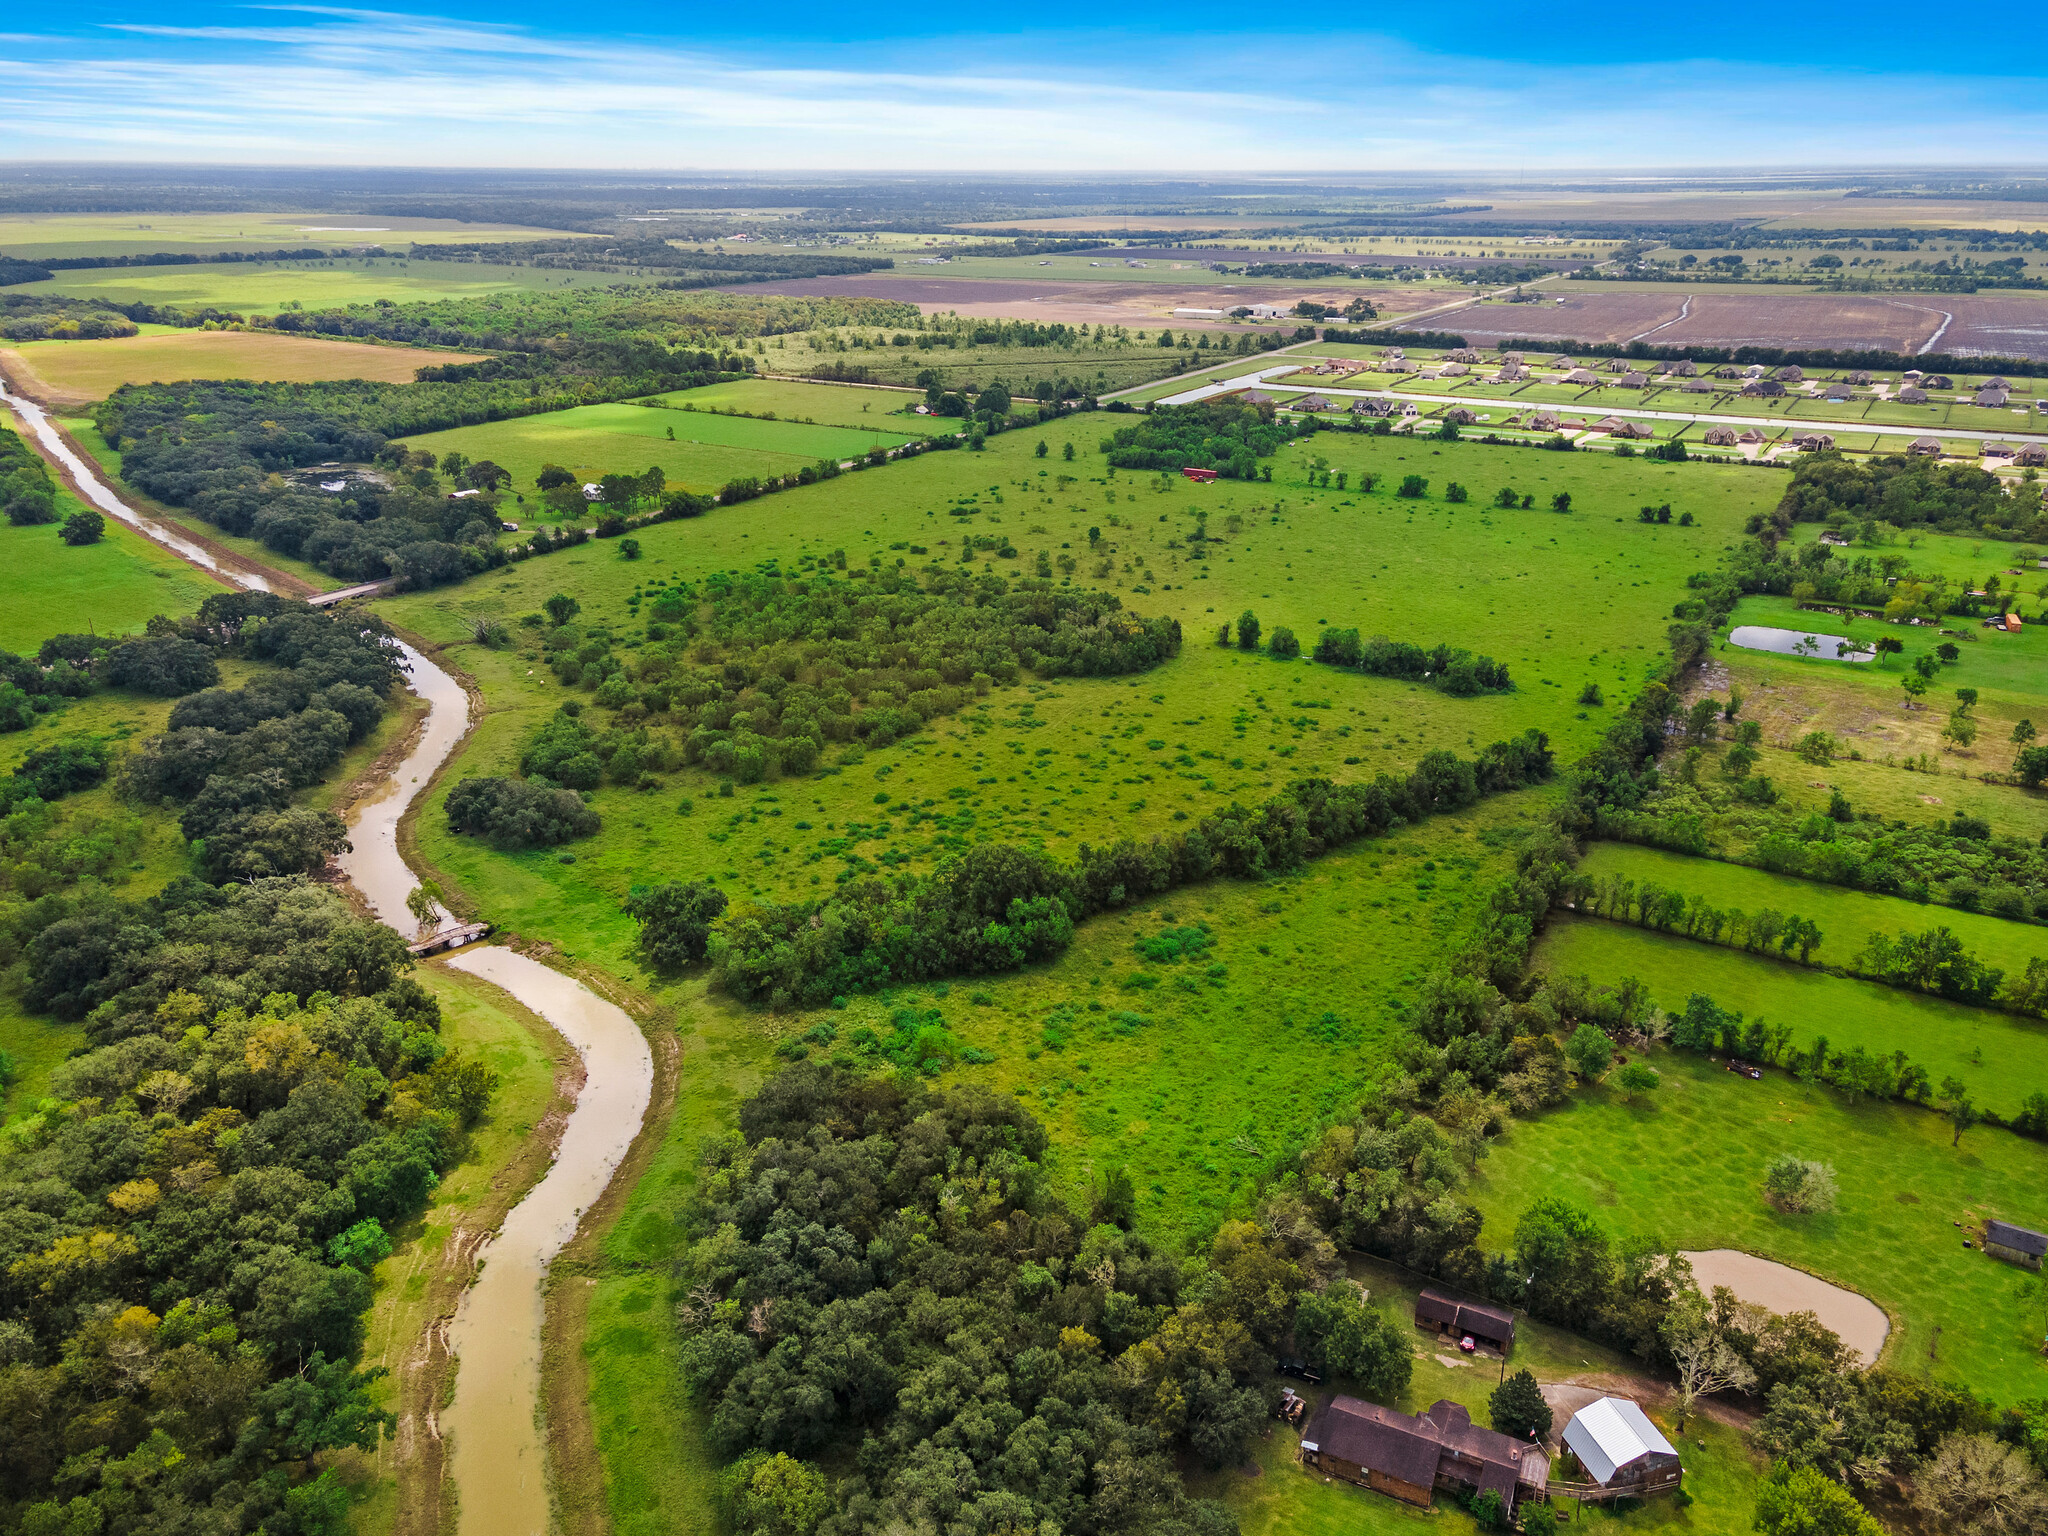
1, 330, 486, 406
645, 377, 934, 432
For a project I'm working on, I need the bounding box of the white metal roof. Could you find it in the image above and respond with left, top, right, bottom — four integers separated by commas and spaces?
1563, 1398, 1676, 1485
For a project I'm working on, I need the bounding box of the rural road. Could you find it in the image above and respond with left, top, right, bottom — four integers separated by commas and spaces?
1159, 371, 2048, 446
0, 376, 274, 590
334, 645, 652, 1536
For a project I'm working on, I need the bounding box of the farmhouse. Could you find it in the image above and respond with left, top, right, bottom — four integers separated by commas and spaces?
1908, 436, 1943, 456
1702, 426, 1739, 446
1986, 1222, 2048, 1270
1897, 387, 1929, 404
1415, 1288, 1516, 1353
1562, 1398, 1683, 1494
1300, 1396, 1549, 1515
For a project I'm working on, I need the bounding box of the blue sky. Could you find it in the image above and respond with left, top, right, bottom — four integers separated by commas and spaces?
9, 3, 2048, 170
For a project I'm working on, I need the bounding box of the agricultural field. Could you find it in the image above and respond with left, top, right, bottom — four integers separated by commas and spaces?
0, 211, 578, 260
0, 435, 228, 650
1470, 1043, 2048, 1401
1576, 841, 2048, 971
13, 254, 652, 310
1, 329, 486, 407
1535, 913, 2044, 1121
645, 376, 935, 431
386, 399, 916, 496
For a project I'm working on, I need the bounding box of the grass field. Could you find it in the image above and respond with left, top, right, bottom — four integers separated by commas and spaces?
1576, 842, 2048, 966
343, 963, 567, 1535
2, 331, 485, 406
1470, 1046, 2048, 1403
0, 433, 228, 651
16, 256, 650, 311
386, 400, 914, 495
0, 212, 577, 260
647, 376, 934, 432
1535, 913, 2047, 1121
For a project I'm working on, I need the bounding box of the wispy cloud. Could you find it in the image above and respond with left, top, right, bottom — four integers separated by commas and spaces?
5, 8, 2048, 168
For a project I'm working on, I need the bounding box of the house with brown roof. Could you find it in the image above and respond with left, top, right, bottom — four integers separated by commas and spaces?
1435, 362, 1470, 377
1924, 374, 1954, 390
1908, 436, 1943, 456
1495, 364, 1528, 382
1702, 426, 1738, 446
1660, 360, 1697, 377
1774, 365, 1805, 381
1823, 381, 1853, 401
1294, 394, 1333, 412
1606, 357, 1632, 373
1791, 432, 1836, 451
1848, 370, 1874, 385
1739, 428, 1768, 444
1416, 1289, 1516, 1353
1443, 407, 1479, 424
1528, 411, 1561, 431
1444, 348, 1481, 363
1563, 368, 1599, 385
1981, 441, 2014, 458
1618, 371, 1649, 388
2016, 445, 2047, 467
1897, 387, 1929, 404
1976, 388, 2011, 407
1301, 1396, 1550, 1516
1682, 379, 1716, 393
1742, 380, 1787, 397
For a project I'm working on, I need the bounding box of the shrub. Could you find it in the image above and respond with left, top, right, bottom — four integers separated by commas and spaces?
1763, 1154, 1838, 1213
1269, 625, 1300, 660
624, 881, 730, 972
59, 509, 106, 545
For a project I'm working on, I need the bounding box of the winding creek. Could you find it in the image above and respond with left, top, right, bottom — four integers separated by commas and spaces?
338, 646, 653, 1536
14, 405, 653, 1536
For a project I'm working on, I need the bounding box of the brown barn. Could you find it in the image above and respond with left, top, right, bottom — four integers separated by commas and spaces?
1301, 1395, 1549, 1515
1416, 1288, 1516, 1353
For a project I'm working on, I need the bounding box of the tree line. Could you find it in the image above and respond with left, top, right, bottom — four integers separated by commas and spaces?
0, 878, 495, 1534
1309, 627, 1513, 695
1100, 400, 1293, 479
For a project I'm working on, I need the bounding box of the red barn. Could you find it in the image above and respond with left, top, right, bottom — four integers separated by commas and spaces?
1182, 467, 1219, 482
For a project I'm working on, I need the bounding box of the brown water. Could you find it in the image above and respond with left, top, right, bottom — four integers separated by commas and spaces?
335, 645, 653, 1536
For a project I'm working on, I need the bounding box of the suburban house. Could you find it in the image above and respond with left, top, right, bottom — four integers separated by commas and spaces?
1618, 371, 1649, 388
1702, 426, 1739, 446
1682, 379, 1716, 393
1742, 380, 1787, 397
1660, 359, 1698, 376
1924, 374, 1954, 390
1982, 441, 2015, 459
1775, 365, 1805, 381
1444, 348, 1481, 363
1791, 431, 1836, 451
1495, 363, 1529, 381
1415, 1288, 1516, 1353
1301, 1395, 1550, 1515
1242, 390, 1278, 405
1434, 362, 1470, 377
1909, 436, 1944, 456
1443, 407, 1479, 425
1739, 428, 1768, 444
2016, 445, 2048, 467
1985, 1220, 2048, 1270
1561, 1398, 1683, 1494
1824, 382, 1854, 401
1294, 394, 1333, 412
1848, 370, 1874, 385
1527, 411, 1562, 431
1563, 368, 1599, 385
1897, 387, 1930, 404
1606, 357, 1631, 373
1351, 398, 1395, 417
1977, 388, 2011, 408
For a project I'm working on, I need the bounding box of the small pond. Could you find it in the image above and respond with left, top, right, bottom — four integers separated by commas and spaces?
1728, 625, 1875, 663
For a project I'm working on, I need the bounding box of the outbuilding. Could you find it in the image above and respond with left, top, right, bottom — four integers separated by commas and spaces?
1415, 1288, 1516, 1354
1985, 1220, 2048, 1270
1562, 1398, 1683, 1494
1301, 1395, 1549, 1515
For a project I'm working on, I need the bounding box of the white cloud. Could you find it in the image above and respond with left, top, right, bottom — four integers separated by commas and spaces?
5, 10, 2048, 168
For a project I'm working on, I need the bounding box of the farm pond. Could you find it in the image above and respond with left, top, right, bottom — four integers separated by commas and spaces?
1728, 625, 1876, 662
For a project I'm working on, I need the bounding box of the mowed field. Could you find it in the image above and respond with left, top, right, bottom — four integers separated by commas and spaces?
387, 400, 915, 494
650, 376, 933, 432
1535, 913, 2045, 1121
1470, 1046, 2048, 1401
14, 255, 650, 310
0, 211, 577, 259
1, 330, 486, 406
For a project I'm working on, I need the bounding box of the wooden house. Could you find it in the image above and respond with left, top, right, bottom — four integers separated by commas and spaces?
1301, 1395, 1549, 1516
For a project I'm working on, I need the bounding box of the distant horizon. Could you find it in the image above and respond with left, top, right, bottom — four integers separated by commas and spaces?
11, 5, 2048, 171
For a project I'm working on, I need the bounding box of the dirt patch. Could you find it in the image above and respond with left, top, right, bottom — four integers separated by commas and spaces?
1413, 291, 1684, 346
1682, 1249, 1891, 1366
1927, 292, 2048, 362
1651, 293, 1939, 353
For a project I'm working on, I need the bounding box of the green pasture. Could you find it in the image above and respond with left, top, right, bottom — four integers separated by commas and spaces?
1536, 914, 2046, 1121
58, 417, 337, 590
344, 963, 564, 1535
0, 479, 227, 653
762, 328, 1199, 394
0, 212, 573, 260
1575, 842, 2048, 971
16, 256, 646, 311
0, 995, 83, 1127
1786, 523, 2048, 587
376, 419, 1766, 928
646, 376, 933, 432
1471, 1043, 2048, 1404
388, 401, 910, 495
1740, 743, 2048, 844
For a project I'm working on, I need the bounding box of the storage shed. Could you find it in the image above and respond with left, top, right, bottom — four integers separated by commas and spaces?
1415, 1288, 1516, 1353
1562, 1398, 1683, 1492
1985, 1220, 2048, 1270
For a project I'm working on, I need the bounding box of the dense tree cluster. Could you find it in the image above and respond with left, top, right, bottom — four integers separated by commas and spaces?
546, 569, 1183, 782
1774, 452, 2048, 543
444, 775, 601, 850
1, 419, 60, 529
1099, 402, 1292, 478
0, 877, 491, 1535
1309, 629, 1512, 695
703, 733, 1552, 1008
675, 1064, 1391, 1534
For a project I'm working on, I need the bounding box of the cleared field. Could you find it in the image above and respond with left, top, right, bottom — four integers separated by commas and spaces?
16, 256, 649, 310
388, 400, 913, 492
0, 211, 578, 259
0, 446, 228, 651
646, 376, 933, 431
1536, 913, 2046, 1120
2, 330, 486, 407
1471, 1045, 2048, 1401
1576, 843, 2048, 971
